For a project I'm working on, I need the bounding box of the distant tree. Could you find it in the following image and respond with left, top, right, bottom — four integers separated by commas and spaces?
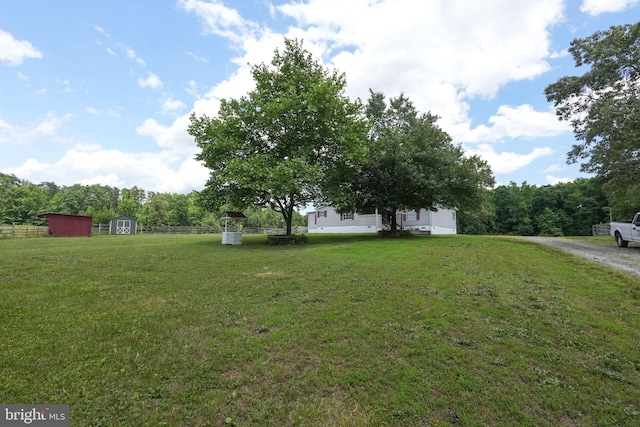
189, 38, 367, 235
457, 189, 495, 234
46, 192, 66, 214
117, 189, 140, 218
603, 175, 640, 220
139, 192, 172, 226
340, 91, 494, 232
492, 182, 535, 235
38, 181, 61, 200
0, 183, 46, 224
86, 207, 116, 224
545, 23, 640, 197
167, 194, 190, 226
537, 207, 564, 236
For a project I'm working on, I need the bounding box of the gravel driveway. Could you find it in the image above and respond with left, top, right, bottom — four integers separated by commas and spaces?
524, 236, 640, 277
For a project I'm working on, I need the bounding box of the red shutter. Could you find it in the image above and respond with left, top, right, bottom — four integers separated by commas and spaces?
416, 210, 420, 221
352, 212, 355, 221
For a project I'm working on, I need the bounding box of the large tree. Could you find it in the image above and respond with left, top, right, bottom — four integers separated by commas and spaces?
188, 39, 367, 235
340, 91, 494, 232
544, 22, 640, 203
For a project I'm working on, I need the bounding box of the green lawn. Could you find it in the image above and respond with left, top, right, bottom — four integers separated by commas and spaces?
1, 234, 638, 426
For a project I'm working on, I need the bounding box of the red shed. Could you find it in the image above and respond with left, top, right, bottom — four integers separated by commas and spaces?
37, 213, 93, 237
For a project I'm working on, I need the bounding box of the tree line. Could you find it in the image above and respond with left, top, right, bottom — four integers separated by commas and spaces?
0, 172, 306, 229
458, 178, 613, 236
1, 170, 620, 236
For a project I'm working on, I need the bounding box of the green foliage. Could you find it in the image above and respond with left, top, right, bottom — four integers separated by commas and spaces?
544, 22, 640, 192
0, 172, 308, 229
190, 38, 367, 235
338, 91, 494, 231
459, 178, 611, 236
537, 207, 564, 236
0, 182, 47, 224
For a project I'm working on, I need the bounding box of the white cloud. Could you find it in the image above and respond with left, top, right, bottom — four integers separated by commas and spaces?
455, 104, 571, 143
125, 46, 146, 66
178, 0, 259, 44
465, 144, 554, 174
137, 72, 163, 89
135, 115, 194, 154
174, 0, 569, 183
544, 164, 564, 173
580, 0, 640, 15
275, 0, 563, 103
0, 29, 42, 66
86, 107, 98, 115
180, 0, 565, 129
0, 112, 73, 144
106, 109, 122, 118
160, 97, 187, 114
186, 51, 208, 62
56, 79, 73, 92
7, 144, 209, 193
546, 174, 573, 185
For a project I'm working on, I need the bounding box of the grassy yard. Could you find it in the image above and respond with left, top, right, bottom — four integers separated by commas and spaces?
1, 234, 638, 426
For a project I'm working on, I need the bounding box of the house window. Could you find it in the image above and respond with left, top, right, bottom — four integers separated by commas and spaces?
341, 212, 354, 220
406, 211, 417, 221
317, 211, 327, 218
452, 212, 456, 221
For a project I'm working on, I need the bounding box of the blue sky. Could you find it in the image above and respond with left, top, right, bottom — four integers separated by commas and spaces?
1, 0, 639, 194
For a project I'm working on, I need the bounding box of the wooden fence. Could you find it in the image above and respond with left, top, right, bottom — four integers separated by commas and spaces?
93, 224, 308, 235
0, 224, 51, 238
2, 223, 308, 238
592, 223, 610, 236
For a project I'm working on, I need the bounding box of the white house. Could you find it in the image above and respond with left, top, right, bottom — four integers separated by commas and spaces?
307, 207, 457, 234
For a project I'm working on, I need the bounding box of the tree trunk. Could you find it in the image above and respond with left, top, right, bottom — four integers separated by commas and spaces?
283, 204, 293, 235
390, 208, 398, 232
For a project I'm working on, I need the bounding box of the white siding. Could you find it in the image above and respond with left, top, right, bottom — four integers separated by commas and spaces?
307, 207, 456, 234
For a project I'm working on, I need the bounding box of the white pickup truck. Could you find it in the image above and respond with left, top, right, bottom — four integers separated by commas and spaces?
610, 212, 640, 247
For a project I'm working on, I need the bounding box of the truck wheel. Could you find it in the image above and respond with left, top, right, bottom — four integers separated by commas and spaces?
615, 232, 629, 248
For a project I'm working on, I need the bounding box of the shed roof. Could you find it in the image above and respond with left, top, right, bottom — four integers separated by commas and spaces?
37, 212, 93, 218
109, 215, 137, 221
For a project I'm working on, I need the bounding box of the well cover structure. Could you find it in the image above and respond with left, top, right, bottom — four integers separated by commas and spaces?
37, 213, 93, 237
221, 211, 246, 245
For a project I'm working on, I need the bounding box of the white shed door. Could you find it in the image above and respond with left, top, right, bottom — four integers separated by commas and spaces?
116, 220, 131, 234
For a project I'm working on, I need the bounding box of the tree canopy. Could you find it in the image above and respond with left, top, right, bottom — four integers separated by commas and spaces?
544, 22, 640, 196
339, 91, 494, 232
188, 39, 367, 235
